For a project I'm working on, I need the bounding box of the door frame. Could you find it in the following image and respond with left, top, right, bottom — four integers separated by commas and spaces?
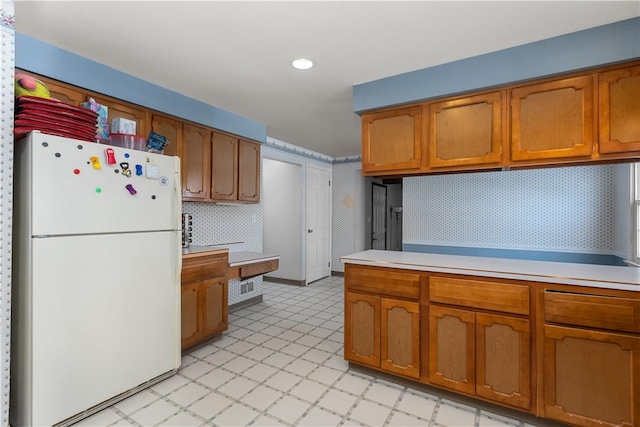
371, 182, 387, 250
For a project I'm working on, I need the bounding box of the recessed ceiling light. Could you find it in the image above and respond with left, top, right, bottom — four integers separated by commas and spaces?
292, 58, 313, 70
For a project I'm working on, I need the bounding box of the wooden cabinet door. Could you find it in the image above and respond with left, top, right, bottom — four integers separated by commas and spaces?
182, 124, 211, 201
381, 298, 420, 379
543, 325, 640, 427
429, 305, 476, 395
151, 114, 182, 158
510, 76, 594, 163
429, 91, 504, 170
181, 282, 203, 349
39, 78, 86, 106
211, 132, 239, 201
476, 313, 531, 410
92, 96, 149, 137
344, 292, 381, 367
599, 65, 640, 154
238, 139, 261, 202
202, 278, 228, 338
362, 106, 424, 175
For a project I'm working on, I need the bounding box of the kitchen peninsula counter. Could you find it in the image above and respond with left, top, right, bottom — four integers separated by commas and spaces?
342, 249, 640, 292
341, 249, 640, 427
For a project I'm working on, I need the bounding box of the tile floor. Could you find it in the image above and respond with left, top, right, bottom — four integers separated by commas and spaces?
76, 277, 559, 427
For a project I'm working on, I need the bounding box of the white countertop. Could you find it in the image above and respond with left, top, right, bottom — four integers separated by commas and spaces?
341, 250, 640, 292
182, 245, 228, 257
182, 245, 279, 267
228, 252, 279, 267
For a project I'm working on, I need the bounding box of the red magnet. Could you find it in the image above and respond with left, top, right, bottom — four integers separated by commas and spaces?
105, 148, 117, 165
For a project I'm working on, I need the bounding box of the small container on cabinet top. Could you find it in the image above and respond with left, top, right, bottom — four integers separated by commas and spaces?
111, 118, 136, 135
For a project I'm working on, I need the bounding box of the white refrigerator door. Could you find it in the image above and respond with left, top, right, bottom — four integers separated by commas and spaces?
30, 231, 181, 426
22, 132, 180, 236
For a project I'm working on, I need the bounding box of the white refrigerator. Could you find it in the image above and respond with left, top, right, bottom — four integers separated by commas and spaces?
11, 131, 182, 426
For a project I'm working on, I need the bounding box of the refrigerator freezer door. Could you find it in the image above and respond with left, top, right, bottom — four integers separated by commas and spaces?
28, 231, 180, 426
19, 132, 180, 236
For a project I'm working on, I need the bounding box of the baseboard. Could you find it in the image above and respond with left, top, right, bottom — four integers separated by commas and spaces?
263, 276, 307, 287
331, 271, 344, 277
403, 243, 629, 266
348, 363, 567, 427
229, 295, 263, 312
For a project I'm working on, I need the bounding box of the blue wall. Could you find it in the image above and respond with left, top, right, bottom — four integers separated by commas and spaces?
15, 33, 267, 143
354, 17, 640, 112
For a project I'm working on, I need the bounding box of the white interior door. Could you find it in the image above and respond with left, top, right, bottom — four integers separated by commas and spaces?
306, 165, 331, 283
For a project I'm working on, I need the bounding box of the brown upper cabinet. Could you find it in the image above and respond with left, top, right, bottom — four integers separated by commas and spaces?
21, 70, 261, 204
361, 105, 424, 175
211, 132, 238, 201
598, 65, 640, 155
91, 95, 149, 137
182, 124, 212, 201
150, 113, 182, 158
186, 131, 261, 203
237, 139, 261, 202
510, 75, 594, 164
360, 61, 640, 177
429, 91, 504, 170
158, 121, 261, 203
211, 134, 261, 203
31, 74, 150, 138
43, 79, 85, 106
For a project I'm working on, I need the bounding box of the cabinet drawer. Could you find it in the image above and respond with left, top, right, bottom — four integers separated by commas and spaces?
346, 265, 421, 300
544, 290, 640, 333
182, 253, 227, 283
429, 276, 529, 315
228, 259, 279, 280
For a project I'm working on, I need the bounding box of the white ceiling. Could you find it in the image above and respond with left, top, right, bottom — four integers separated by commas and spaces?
15, 1, 640, 157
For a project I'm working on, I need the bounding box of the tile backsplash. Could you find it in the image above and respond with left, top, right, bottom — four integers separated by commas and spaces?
182, 201, 264, 306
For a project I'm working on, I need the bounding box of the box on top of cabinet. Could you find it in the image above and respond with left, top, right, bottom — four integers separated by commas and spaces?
111, 118, 136, 135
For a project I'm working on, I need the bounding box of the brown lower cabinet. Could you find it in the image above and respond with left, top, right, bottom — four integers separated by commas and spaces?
181, 251, 228, 350
344, 263, 640, 427
543, 325, 640, 427
344, 291, 421, 379
542, 290, 640, 427
428, 305, 531, 410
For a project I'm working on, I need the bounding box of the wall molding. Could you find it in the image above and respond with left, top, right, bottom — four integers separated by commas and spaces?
228, 295, 264, 313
